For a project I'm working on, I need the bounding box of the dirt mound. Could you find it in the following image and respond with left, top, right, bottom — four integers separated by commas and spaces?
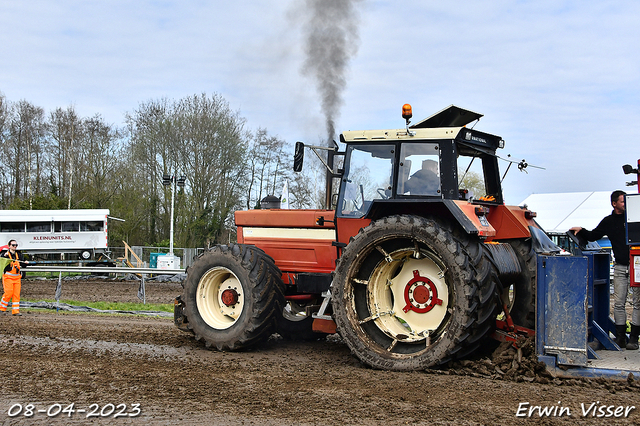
439, 338, 551, 382
440, 337, 640, 393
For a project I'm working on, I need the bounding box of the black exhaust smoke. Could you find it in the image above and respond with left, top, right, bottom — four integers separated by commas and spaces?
301, 0, 361, 142
299, 0, 362, 207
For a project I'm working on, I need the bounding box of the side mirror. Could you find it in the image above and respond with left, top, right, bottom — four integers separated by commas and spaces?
293, 142, 305, 172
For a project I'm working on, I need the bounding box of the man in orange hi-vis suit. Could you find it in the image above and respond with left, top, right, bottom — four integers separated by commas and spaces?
0, 240, 31, 316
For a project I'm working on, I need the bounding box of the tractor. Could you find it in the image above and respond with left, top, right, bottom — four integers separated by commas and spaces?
174, 104, 545, 371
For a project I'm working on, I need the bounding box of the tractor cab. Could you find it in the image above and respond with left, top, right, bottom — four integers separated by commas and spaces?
335, 104, 506, 220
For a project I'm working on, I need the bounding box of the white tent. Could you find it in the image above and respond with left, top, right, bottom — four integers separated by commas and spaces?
519, 191, 612, 234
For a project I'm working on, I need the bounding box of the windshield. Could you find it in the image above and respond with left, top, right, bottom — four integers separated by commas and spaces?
338, 144, 395, 218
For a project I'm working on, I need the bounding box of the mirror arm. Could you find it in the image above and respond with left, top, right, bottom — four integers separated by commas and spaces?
309, 147, 334, 174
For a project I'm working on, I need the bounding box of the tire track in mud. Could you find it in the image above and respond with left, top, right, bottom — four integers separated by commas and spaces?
0, 334, 194, 360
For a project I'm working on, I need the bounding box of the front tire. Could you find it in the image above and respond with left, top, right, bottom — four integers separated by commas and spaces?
183, 244, 284, 351
332, 215, 500, 371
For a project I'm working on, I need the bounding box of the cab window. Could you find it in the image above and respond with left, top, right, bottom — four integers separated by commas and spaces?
398, 143, 440, 196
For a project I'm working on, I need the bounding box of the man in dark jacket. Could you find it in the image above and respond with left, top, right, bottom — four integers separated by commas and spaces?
570, 190, 635, 349
404, 159, 440, 195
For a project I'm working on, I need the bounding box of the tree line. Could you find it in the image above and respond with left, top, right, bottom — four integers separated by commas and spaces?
0, 91, 325, 248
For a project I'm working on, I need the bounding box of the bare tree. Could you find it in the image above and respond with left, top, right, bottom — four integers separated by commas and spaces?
0, 93, 9, 205
71, 115, 123, 208
127, 93, 249, 247
106, 128, 148, 245
0, 100, 46, 207
176, 93, 248, 245
46, 106, 81, 201
0, 93, 7, 140
289, 168, 317, 208
126, 97, 180, 244
245, 129, 291, 209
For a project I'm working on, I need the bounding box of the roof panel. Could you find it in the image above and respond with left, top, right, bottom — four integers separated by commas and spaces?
411, 105, 483, 128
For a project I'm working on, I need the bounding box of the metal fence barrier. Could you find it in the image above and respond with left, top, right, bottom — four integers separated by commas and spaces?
25, 266, 186, 306
25, 266, 185, 275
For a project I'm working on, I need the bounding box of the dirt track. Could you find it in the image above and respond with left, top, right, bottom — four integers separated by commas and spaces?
1, 277, 640, 425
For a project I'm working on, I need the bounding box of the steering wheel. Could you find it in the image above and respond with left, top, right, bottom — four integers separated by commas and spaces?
377, 188, 389, 199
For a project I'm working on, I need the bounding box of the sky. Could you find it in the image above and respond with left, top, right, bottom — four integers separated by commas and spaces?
1, 0, 639, 205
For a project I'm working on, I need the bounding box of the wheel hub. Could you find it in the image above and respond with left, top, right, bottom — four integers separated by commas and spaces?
403, 270, 442, 313
221, 288, 239, 306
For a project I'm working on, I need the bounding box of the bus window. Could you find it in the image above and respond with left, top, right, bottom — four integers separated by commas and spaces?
27, 222, 52, 232
80, 221, 103, 232
1, 222, 25, 232
55, 221, 80, 232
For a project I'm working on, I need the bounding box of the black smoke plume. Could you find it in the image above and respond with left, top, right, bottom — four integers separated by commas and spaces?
301, 0, 362, 142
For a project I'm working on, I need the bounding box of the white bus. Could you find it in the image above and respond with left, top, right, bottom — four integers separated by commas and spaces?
0, 209, 110, 260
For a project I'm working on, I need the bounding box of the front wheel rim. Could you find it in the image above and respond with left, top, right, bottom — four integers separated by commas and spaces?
196, 266, 245, 330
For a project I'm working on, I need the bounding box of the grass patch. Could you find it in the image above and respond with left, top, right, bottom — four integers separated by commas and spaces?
26, 299, 173, 313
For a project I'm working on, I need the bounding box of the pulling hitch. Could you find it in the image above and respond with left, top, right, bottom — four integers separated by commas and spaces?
491, 304, 535, 348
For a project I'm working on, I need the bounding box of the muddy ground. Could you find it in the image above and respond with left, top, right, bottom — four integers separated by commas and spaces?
1, 277, 640, 425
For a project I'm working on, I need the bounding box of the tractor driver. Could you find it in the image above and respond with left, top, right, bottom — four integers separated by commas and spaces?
570, 190, 636, 350
404, 159, 439, 196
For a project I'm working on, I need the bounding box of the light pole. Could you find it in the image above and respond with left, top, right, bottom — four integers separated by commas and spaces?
162, 174, 186, 256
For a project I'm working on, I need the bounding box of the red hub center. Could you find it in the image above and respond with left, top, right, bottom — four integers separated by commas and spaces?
412, 285, 430, 304
221, 289, 239, 306
403, 270, 442, 314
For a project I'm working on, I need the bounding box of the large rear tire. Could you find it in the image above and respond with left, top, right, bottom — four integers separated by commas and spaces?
332, 215, 500, 371
182, 244, 284, 351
